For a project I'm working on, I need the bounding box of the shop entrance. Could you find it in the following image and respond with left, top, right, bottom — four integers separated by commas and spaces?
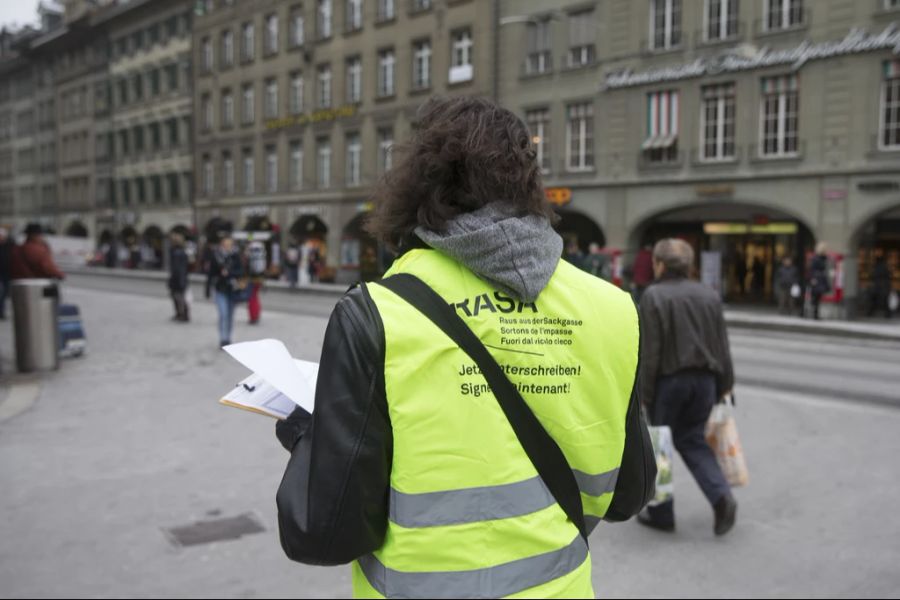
636, 204, 815, 305
853, 205, 900, 316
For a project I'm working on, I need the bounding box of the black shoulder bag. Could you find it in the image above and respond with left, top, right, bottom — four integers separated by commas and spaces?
376, 274, 588, 544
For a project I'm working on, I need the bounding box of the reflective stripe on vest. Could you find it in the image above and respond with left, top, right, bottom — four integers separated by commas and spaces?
356, 249, 639, 599
358, 535, 588, 599
389, 468, 619, 528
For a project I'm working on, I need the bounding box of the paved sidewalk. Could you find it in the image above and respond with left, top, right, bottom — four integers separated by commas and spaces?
1, 286, 899, 598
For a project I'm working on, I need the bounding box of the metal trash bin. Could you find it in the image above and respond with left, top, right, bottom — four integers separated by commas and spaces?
11, 279, 60, 373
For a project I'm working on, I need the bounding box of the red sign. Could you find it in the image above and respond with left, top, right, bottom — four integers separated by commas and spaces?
545, 188, 572, 206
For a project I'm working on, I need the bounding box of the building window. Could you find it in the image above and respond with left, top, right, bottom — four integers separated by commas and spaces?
526, 18, 552, 75
566, 102, 594, 171
133, 125, 145, 153
412, 40, 432, 90
265, 14, 279, 55
242, 83, 255, 124
764, 0, 803, 31
760, 75, 799, 157
567, 11, 594, 68
879, 60, 900, 150
242, 22, 255, 62
222, 89, 234, 127
701, 83, 735, 161
346, 133, 361, 186
650, 0, 682, 50
266, 145, 278, 192
290, 6, 305, 47
223, 151, 235, 195
221, 30, 234, 67
411, 0, 431, 11
167, 173, 180, 202
202, 94, 213, 131
318, 0, 333, 39
203, 155, 214, 195
705, 0, 739, 41
377, 127, 393, 175
318, 64, 332, 108
165, 64, 178, 91
136, 177, 146, 204
450, 29, 473, 83
885, 0, 900, 8
167, 118, 179, 146
265, 78, 279, 119
290, 141, 303, 190
317, 137, 331, 188
243, 148, 255, 194
133, 74, 144, 101
526, 108, 551, 173
642, 90, 679, 163
149, 123, 161, 150
377, 0, 394, 22
202, 37, 213, 72
346, 57, 362, 103
149, 70, 160, 96
378, 49, 395, 97
290, 72, 304, 115
347, 0, 363, 31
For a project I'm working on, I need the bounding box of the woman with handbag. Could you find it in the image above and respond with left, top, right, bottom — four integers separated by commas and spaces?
205, 233, 245, 347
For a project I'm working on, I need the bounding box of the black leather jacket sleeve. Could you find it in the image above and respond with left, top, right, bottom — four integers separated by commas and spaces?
275, 285, 392, 566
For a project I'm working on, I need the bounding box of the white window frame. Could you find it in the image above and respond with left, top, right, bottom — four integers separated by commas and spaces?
242, 84, 255, 124
378, 49, 396, 97
290, 141, 304, 190
346, 57, 362, 103
290, 9, 305, 47
202, 37, 213, 72
265, 79, 279, 119
266, 146, 278, 192
317, 139, 331, 188
202, 95, 213, 131
243, 151, 255, 194
879, 71, 900, 151
222, 30, 234, 67
526, 108, 551, 174
649, 0, 681, 50
377, 127, 393, 175
763, 0, 803, 32
347, 0, 363, 31
203, 157, 214, 195
759, 76, 799, 158
378, 0, 395, 21
223, 153, 235, 195
290, 72, 304, 115
222, 91, 234, 127
413, 40, 432, 90
450, 29, 473, 83
242, 22, 255, 61
318, 65, 332, 108
566, 102, 594, 172
346, 133, 361, 186
699, 83, 736, 161
265, 13, 279, 54
318, 0, 333, 39
703, 0, 739, 41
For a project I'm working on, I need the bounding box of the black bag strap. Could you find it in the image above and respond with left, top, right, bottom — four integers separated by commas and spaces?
376, 273, 588, 544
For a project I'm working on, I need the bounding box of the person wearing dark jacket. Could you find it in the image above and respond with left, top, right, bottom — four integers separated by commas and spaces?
0, 227, 12, 319
274, 97, 655, 598
808, 242, 831, 320
168, 233, 190, 322
205, 234, 243, 347
638, 238, 737, 536
10, 223, 65, 281
775, 256, 799, 315
868, 256, 892, 318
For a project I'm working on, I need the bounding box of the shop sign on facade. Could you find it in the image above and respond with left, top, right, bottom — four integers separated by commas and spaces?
696, 184, 734, 198
545, 187, 572, 206
704, 222, 798, 235
264, 105, 357, 131
241, 205, 269, 217
604, 23, 900, 89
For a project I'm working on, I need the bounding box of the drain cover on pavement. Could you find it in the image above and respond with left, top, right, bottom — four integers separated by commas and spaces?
164, 512, 266, 547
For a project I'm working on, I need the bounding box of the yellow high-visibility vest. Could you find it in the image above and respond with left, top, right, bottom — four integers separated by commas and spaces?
354, 248, 639, 599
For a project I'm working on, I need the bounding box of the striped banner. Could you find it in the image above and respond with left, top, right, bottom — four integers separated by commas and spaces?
645, 90, 680, 139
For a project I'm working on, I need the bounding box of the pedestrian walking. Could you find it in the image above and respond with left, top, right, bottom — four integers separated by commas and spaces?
808, 242, 831, 320
284, 242, 300, 288
584, 242, 612, 281
775, 256, 799, 315
10, 223, 65, 280
0, 227, 13, 319
246, 240, 266, 325
637, 238, 738, 536
205, 234, 244, 347
274, 97, 656, 599
868, 256, 892, 319
168, 233, 190, 323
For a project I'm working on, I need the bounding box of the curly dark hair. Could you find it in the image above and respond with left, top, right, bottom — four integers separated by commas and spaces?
366, 96, 556, 249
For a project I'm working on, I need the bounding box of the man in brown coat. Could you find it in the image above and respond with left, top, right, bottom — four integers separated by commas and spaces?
10, 223, 65, 280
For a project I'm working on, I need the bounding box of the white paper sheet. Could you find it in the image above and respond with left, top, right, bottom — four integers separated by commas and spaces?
221, 372, 298, 419
224, 339, 317, 413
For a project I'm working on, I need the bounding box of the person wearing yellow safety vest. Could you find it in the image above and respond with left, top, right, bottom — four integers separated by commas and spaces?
274, 96, 657, 599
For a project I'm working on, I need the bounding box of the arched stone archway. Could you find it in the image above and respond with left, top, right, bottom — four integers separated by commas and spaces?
628, 201, 817, 304
848, 203, 900, 316
554, 208, 607, 253
65, 220, 89, 238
